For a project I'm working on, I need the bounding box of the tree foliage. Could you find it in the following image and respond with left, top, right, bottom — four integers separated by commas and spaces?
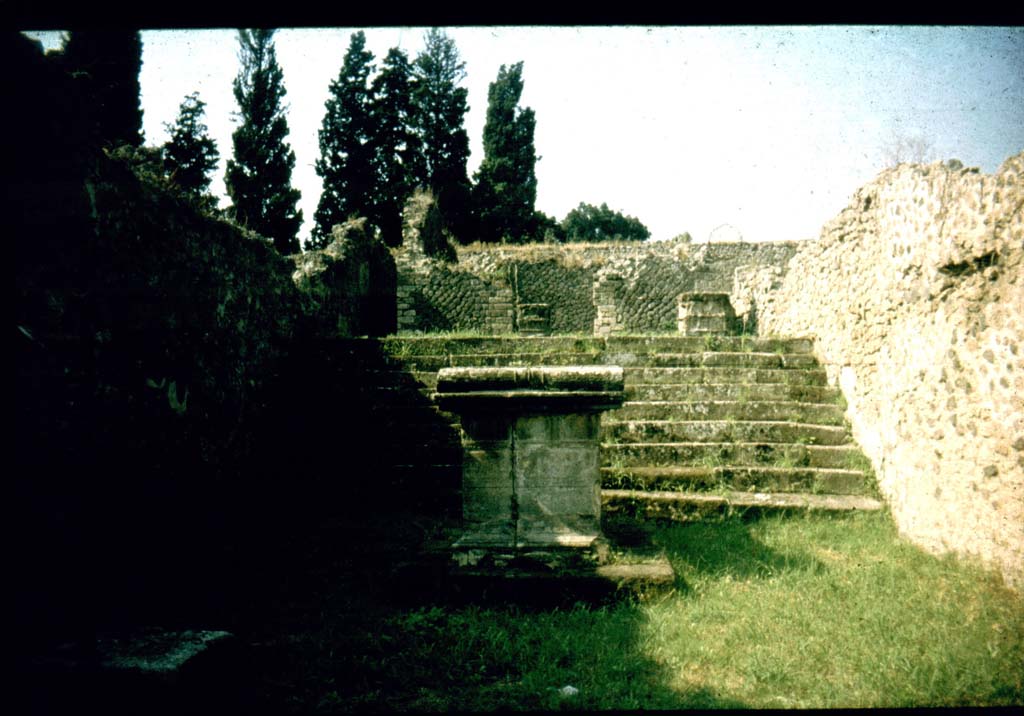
225, 29, 302, 255
310, 31, 376, 250
370, 47, 423, 248
61, 30, 143, 148
473, 62, 538, 244
561, 202, 651, 242
162, 92, 219, 204
411, 29, 473, 243
533, 210, 564, 243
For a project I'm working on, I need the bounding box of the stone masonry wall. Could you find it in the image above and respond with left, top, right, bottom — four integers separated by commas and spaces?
761, 153, 1024, 589
395, 252, 515, 333
395, 240, 798, 335
12, 33, 407, 640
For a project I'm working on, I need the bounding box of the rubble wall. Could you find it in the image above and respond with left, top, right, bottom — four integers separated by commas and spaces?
395, 240, 798, 334
761, 153, 1024, 589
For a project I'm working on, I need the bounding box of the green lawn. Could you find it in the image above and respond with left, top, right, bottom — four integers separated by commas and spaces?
258, 511, 1022, 711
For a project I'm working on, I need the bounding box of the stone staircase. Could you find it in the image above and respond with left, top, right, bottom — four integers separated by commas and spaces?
598, 336, 882, 519
338, 335, 883, 519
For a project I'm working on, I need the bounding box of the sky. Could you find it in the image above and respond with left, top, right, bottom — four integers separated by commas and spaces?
23, 26, 1024, 244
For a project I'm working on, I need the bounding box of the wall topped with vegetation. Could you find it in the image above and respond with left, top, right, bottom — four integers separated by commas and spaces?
394, 237, 799, 335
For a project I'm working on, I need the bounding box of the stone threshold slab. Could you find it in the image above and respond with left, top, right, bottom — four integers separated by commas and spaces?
443, 557, 676, 604
403, 536, 676, 604
603, 488, 884, 513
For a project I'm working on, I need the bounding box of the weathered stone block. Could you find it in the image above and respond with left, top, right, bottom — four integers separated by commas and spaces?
517, 485, 601, 516
463, 446, 513, 487
462, 484, 514, 522
435, 365, 625, 570
677, 292, 739, 336
515, 445, 599, 491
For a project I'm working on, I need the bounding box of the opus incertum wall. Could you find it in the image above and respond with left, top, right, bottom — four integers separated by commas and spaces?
762, 152, 1024, 590
394, 239, 798, 336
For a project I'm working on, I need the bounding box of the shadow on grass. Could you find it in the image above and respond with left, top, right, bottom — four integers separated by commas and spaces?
652, 513, 826, 588
240, 531, 752, 712
176, 338, 746, 712
16, 331, 754, 712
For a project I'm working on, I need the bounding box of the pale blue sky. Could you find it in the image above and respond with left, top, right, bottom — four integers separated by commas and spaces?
24, 27, 1024, 244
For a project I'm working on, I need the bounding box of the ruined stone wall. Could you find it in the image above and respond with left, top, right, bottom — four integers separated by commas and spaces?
761, 153, 1024, 589
395, 240, 798, 334
395, 252, 516, 333
292, 217, 397, 337
12, 31, 407, 640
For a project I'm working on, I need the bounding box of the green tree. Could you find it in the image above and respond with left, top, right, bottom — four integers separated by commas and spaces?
225, 29, 302, 254
561, 202, 651, 242
370, 47, 423, 248
473, 61, 538, 243
162, 92, 219, 205
411, 29, 473, 243
310, 31, 377, 250
61, 30, 143, 148
533, 210, 564, 243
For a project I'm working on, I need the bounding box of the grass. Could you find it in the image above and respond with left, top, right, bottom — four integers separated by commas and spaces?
766, 445, 810, 469
252, 510, 1022, 711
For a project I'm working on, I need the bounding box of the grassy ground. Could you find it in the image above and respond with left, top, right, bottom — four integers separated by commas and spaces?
244, 510, 1023, 712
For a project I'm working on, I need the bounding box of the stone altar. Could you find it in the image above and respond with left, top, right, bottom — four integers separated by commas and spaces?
435, 366, 624, 572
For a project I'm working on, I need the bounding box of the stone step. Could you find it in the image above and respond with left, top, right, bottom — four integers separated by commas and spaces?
630, 352, 820, 369
607, 400, 846, 425
364, 351, 822, 372
383, 366, 834, 391
386, 352, 822, 372
601, 442, 866, 470
602, 489, 884, 520
600, 465, 871, 495
390, 351, 605, 371
368, 335, 816, 358
625, 383, 841, 403
602, 420, 850, 446
366, 380, 842, 407
379, 336, 608, 357
624, 367, 828, 386
604, 336, 814, 355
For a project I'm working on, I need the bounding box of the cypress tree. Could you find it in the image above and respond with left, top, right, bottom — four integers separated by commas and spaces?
225, 29, 302, 255
310, 31, 377, 250
61, 30, 143, 148
473, 61, 538, 244
410, 29, 473, 243
162, 92, 219, 205
369, 47, 423, 248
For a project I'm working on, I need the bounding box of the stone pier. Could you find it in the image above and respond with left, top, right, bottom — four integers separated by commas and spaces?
434, 365, 674, 595
677, 292, 739, 336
